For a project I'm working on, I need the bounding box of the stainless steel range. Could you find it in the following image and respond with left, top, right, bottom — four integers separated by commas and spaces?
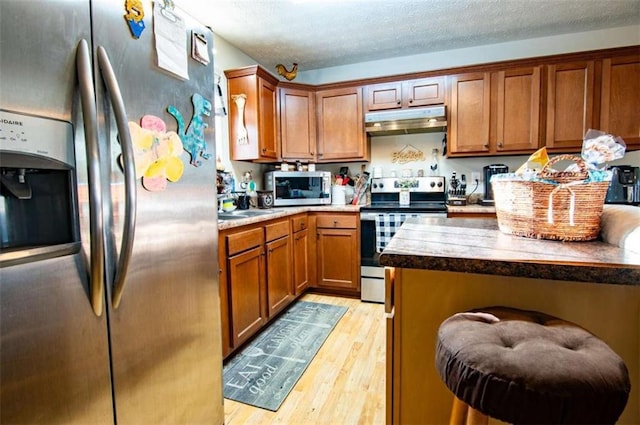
360, 176, 447, 303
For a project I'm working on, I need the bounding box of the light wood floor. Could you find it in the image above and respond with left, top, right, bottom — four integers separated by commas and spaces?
224, 293, 386, 425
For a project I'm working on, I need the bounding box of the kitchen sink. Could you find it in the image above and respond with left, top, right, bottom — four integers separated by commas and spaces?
218, 209, 278, 220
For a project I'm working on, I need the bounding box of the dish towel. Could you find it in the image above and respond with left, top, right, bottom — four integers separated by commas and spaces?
375, 213, 417, 252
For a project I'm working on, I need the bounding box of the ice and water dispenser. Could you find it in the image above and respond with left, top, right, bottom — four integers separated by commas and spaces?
0, 110, 80, 266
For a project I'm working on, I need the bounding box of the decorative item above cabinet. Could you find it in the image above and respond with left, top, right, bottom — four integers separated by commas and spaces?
225, 65, 279, 162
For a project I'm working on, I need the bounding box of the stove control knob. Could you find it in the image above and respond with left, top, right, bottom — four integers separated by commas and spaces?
372, 183, 377, 189
437, 181, 443, 187
379, 182, 384, 189
430, 181, 435, 188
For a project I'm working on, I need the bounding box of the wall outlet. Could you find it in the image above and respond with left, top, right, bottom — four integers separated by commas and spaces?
471, 172, 481, 183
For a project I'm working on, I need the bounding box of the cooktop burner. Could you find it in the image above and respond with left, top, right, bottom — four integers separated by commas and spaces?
370, 176, 445, 193
361, 202, 446, 212
363, 176, 447, 213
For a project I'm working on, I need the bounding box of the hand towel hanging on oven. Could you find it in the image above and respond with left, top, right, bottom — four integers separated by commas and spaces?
375, 213, 417, 252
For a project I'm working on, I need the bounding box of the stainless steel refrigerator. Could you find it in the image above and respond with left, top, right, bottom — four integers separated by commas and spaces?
0, 1, 223, 423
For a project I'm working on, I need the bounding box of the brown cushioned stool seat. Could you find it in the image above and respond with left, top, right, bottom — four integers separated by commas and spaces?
436, 306, 630, 424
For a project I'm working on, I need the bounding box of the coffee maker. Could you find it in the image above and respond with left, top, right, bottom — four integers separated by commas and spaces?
605, 165, 640, 205
481, 164, 509, 206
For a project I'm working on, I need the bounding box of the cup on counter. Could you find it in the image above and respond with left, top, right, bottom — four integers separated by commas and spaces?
221, 198, 236, 212
331, 185, 346, 205
234, 192, 250, 210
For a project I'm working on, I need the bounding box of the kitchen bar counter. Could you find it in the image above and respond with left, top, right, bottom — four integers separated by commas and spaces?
381, 217, 640, 424
380, 217, 640, 285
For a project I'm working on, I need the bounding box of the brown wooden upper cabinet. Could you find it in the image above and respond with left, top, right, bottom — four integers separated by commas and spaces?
366, 77, 445, 111
316, 86, 369, 162
225, 65, 279, 162
448, 72, 491, 155
448, 67, 541, 156
599, 54, 640, 147
494, 67, 542, 152
545, 61, 596, 151
279, 83, 317, 161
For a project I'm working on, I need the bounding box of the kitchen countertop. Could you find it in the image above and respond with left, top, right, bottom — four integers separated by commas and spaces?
217, 204, 362, 230
446, 204, 496, 214
379, 217, 640, 286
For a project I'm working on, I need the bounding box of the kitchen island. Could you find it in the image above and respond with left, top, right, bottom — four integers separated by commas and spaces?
380, 218, 640, 425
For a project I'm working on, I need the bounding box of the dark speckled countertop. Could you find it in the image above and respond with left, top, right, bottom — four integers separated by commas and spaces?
379, 217, 640, 286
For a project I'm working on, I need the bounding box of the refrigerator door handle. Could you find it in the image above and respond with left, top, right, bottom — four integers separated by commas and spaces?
96, 46, 137, 310
76, 39, 105, 317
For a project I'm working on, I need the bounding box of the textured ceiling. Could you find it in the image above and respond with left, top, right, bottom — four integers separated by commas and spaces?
183, 0, 640, 72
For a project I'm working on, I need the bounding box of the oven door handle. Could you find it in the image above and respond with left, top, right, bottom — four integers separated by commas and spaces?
360, 212, 378, 221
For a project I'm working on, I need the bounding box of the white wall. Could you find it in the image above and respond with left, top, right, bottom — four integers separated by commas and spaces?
297, 25, 640, 84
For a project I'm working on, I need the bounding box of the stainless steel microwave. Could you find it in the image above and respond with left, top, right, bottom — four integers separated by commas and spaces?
264, 171, 332, 206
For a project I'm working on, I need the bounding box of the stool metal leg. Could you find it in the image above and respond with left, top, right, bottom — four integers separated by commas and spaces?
450, 397, 468, 425
450, 396, 489, 425
466, 406, 489, 425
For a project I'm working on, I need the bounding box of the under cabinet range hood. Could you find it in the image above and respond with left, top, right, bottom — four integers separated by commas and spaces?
365, 105, 447, 136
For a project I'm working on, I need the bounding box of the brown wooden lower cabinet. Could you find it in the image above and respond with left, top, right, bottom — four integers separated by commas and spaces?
228, 245, 266, 347
265, 220, 294, 318
220, 218, 294, 358
312, 213, 360, 296
292, 215, 310, 295
225, 227, 266, 350
219, 211, 360, 359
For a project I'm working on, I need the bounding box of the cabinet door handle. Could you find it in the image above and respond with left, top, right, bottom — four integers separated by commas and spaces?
310, 151, 314, 156
483, 143, 489, 149
397, 100, 401, 105
408, 99, 413, 103
498, 141, 503, 148
261, 147, 266, 153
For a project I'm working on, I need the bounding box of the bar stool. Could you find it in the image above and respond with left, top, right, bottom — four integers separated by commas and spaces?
436, 306, 630, 424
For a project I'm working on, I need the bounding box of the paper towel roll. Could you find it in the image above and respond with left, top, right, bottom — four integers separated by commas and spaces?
332, 185, 346, 205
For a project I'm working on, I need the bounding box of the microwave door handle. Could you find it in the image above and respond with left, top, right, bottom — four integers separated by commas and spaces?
76, 39, 105, 317
96, 46, 137, 310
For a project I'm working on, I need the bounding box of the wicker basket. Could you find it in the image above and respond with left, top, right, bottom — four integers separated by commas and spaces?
491, 155, 611, 241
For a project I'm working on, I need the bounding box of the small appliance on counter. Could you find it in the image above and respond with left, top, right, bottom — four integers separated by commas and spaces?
263, 170, 331, 206
447, 172, 467, 206
481, 164, 509, 206
605, 165, 640, 205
